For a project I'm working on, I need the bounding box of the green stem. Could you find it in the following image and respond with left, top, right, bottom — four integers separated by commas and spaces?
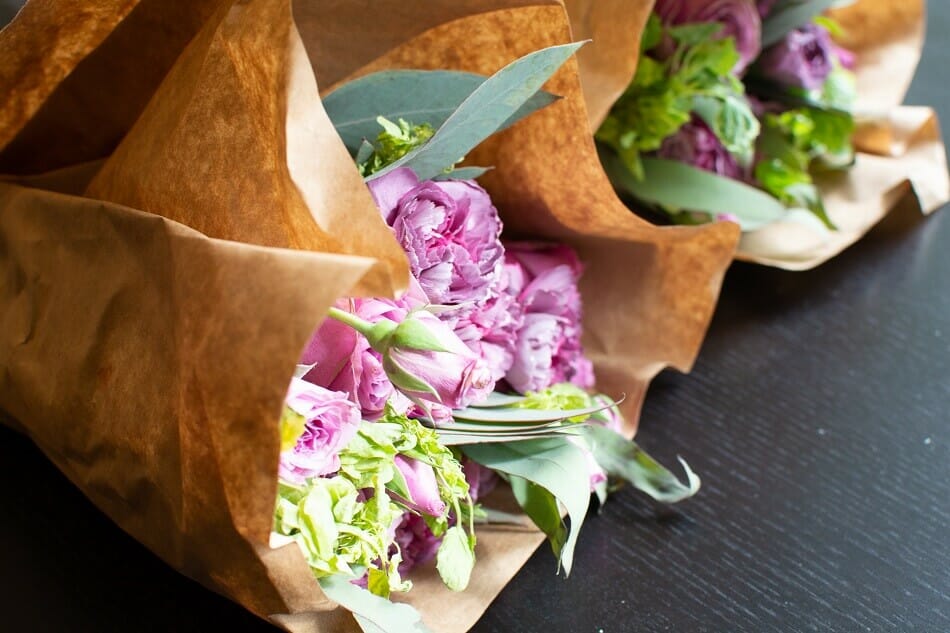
326, 306, 374, 336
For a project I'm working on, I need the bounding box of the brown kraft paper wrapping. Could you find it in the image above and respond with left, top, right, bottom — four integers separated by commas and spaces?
566, 0, 949, 270
0, 1, 737, 631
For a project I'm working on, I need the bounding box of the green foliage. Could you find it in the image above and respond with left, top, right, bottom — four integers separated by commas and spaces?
357, 117, 435, 177
276, 406, 475, 597
754, 105, 854, 229
597, 16, 755, 180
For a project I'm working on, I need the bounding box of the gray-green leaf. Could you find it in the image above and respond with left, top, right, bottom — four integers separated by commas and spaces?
581, 425, 700, 504
368, 43, 583, 182
318, 574, 431, 633
325, 70, 559, 154
462, 438, 590, 575
602, 149, 787, 231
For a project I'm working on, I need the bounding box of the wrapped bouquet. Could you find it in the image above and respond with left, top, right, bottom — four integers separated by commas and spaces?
0, 1, 738, 631
572, 0, 949, 269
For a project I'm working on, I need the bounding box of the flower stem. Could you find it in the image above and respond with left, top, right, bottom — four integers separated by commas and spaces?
326, 306, 374, 336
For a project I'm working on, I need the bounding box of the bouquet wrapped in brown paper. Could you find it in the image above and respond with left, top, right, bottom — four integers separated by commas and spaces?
0, 0, 738, 631
571, 0, 949, 270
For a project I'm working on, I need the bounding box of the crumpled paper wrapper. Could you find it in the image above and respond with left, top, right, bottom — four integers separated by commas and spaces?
0, 1, 737, 631
569, 0, 950, 270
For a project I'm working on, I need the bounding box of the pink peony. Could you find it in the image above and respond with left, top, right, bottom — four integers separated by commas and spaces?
756, 23, 834, 90
278, 379, 361, 484
658, 116, 743, 179
367, 168, 505, 305
504, 243, 594, 394
655, 0, 762, 73
440, 265, 525, 382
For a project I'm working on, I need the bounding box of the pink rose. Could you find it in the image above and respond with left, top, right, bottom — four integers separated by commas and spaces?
394, 455, 446, 516
368, 168, 505, 305
381, 310, 495, 412
300, 280, 426, 418
278, 379, 361, 484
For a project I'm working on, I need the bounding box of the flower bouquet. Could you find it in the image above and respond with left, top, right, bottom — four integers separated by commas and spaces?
571, 0, 949, 270
0, 1, 738, 631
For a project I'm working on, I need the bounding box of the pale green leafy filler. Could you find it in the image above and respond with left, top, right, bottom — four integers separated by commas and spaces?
596, 14, 757, 180
357, 117, 435, 177
274, 405, 476, 597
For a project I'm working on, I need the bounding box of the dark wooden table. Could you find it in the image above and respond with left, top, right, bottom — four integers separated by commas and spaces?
1, 3, 948, 632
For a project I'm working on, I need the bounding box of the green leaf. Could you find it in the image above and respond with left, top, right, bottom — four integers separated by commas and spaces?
435, 525, 476, 591
451, 400, 614, 424
433, 166, 492, 181
325, 70, 559, 154
581, 425, 700, 503
462, 438, 591, 575
467, 392, 528, 408
391, 316, 452, 353
761, 0, 840, 47
368, 43, 583, 182
509, 476, 567, 560
318, 575, 432, 633
602, 149, 787, 231
692, 94, 760, 165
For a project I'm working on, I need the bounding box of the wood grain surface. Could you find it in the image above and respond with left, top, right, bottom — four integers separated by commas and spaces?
0, 1, 947, 631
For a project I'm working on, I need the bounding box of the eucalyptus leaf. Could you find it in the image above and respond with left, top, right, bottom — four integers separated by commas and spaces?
433, 166, 493, 181
581, 425, 700, 503
462, 438, 591, 575
325, 70, 559, 153
761, 0, 840, 47
602, 149, 787, 231
468, 392, 529, 408
318, 575, 432, 633
437, 426, 584, 446
477, 508, 529, 525
510, 476, 567, 560
368, 42, 584, 182
451, 400, 614, 424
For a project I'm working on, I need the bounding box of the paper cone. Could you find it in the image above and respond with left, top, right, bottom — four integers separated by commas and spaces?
0, 0, 224, 174
2, 1, 736, 632
566, 0, 949, 270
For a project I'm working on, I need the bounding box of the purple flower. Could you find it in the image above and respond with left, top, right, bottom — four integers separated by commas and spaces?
300, 281, 427, 418
393, 512, 441, 575
368, 168, 504, 305
381, 310, 495, 412
440, 265, 525, 382
756, 23, 834, 90
504, 243, 594, 394
655, 0, 762, 73
278, 379, 361, 484
657, 116, 743, 179
463, 458, 498, 502
394, 456, 446, 516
